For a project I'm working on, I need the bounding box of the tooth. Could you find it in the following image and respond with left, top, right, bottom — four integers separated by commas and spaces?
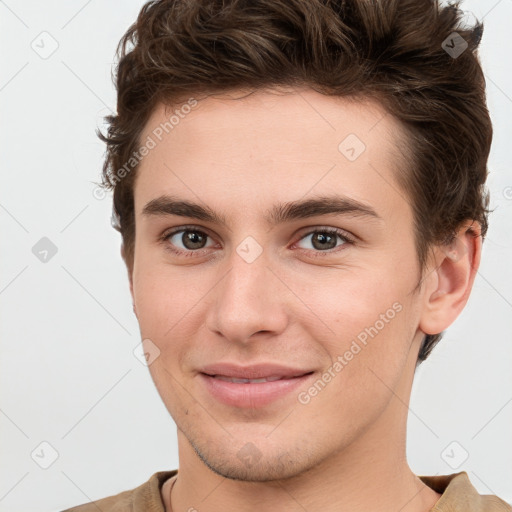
213, 376, 285, 383
215, 377, 250, 383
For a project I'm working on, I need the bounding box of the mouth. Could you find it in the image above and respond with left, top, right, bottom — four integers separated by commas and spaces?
203, 372, 314, 384
198, 371, 316, 408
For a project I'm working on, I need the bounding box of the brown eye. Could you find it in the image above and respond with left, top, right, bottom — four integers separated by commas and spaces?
296, 228, 353, 254
160, 225, 354, 260
162, 227, 215, 255
179, 230, 208, 250
310, 231, 338, 250
301, 229, 350, 251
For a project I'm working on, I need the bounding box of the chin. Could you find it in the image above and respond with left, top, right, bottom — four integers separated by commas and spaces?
188, 435, 320, 483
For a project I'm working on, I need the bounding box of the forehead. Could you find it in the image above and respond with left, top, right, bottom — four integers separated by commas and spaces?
141, 87, 397, 153
134, 88, 410, 225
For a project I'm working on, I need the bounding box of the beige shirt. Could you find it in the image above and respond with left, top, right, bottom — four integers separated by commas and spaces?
61, 470, 511, 511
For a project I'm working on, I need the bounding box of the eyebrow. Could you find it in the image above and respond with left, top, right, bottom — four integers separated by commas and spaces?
141, 194, 382, 227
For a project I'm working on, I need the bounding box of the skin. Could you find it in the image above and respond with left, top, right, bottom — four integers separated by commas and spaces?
123, 87, 481, 512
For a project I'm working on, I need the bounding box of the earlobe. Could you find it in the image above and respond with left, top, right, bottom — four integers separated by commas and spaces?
419, 222, 482, 336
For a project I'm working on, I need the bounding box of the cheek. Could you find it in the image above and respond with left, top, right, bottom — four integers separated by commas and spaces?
294, 264, 414, 384
132, 263, 212, 373
294, 263, 406, 333
296, 299, 412, 428
132, 263, 187, 337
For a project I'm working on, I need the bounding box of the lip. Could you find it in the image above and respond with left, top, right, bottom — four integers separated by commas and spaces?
200, 362, 313, 380
199, 371, 316, 408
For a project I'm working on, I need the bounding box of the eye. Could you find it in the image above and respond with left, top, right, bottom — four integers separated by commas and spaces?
159, 225, 355, 258
294, 228, 354, 257
160, 226, 216, 257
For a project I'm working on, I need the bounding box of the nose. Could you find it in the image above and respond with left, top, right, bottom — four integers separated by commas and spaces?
205, 244, 289, 344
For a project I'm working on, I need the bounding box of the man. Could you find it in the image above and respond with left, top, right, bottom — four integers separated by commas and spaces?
64, 0, 510, 510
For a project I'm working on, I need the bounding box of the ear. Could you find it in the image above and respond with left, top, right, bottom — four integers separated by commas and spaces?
419, 221, 482, 336
121, 243, 136, 315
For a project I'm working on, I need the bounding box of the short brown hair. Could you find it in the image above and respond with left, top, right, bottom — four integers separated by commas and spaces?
96, 0, 493, 364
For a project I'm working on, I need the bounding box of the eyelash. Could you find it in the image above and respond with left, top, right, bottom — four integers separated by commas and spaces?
158, 225, 356, 259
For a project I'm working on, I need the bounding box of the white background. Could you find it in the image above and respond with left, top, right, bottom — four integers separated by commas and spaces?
1, 1, 511, 510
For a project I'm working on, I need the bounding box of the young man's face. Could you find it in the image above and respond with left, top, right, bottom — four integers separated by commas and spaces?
128, 88, 436, 480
